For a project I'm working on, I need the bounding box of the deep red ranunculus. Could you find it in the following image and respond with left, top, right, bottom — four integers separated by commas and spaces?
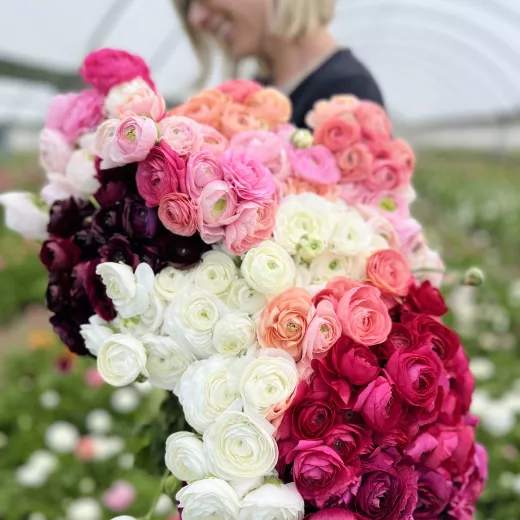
83, 259, 117, 322
40, 237, 82, 271
304, 509, 356, 519
331, 337, 380, 386
378, 322, 417, 361
46, 272, 71, 314
323, 423, 373, 464
403, 281, 448, 317
414, 468, 453, 518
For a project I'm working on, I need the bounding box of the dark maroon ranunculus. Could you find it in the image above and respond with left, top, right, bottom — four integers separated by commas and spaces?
122, 197, 159, 239
378, 322, 417, 361
72, 229, 102, 261
46, 272, 71, 314
69, 263, 96, 324
91, 207, 123, 242
157, 231, 211, 268
403, 281, 448, 317
48, 198, 86, 237
95, 161, 138, 194
304, 509, 357, 519
93, 180, 128, 207
287, 440, 360, 508
50, 313, 88, 356
354, 449, 418, 520
414, 468, 452, 518
83, 259, 116, 322
40, 237, 82, 271
99, 234, 139, 269
323, 423, 373, 464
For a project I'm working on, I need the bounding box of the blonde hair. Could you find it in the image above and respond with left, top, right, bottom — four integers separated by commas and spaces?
172, 0, 336, 87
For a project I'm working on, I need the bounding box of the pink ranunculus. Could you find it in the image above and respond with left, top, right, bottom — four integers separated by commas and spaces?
216, 78, 263, 103
80, 48, 155, 94
336, 142, 373, 183
366, 249, 412, 298
414, 468, 453, 519
384, 138, 416, 178
102, 480, 136, 512
84, 367, 105, 387
314, 116, 361, 153
337, 285, 392, 346
354, 376, 404, 432
136, 141, 184, 207
159, 193, 197, 236
354, 204, 401, 250
197, 179, 238, 228
186, 150, 223, 199
275, 123, 299, 145
221, 150, 276, 202
200, 124, 229, 156
354, 101, 392, 144
305, 510, 356, 520
230, 130, 291, 180
39, 129, 73, 173
305, 95, 360, 129
159, 116, 204, 157
323, 423, 374, 465
364, 159, 408, 192
288, 145, 341, 185
45, 90, 104, 144
392, 217, 422, 255
224, 199, 277, 255
116, 85, 166, 121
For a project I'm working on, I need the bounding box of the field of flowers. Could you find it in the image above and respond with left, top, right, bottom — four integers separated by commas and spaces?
0, 149, 519, 519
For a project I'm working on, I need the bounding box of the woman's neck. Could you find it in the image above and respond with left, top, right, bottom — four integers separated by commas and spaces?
263, 29, 340, 89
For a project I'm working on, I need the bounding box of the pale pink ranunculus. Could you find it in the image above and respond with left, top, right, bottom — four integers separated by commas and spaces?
94, 118, 119, 166
116, 85, 166, 121
224, 199, 277, 255
337, 284, 392, 346
275, 123, 299, 145
222, 150, 276, 202
305, 95, 360, 129
64, 149, 100, 199
102, 480, 136, 512
159, 115, 204, 156
355, 101, 392, 147
217, 79, 263, 103
340, 181, 369, 206
159, 192, 197, 236
392, 217, 423, 255
354, 204, 401, 250
200, 124, 229, 156
230, 130, 291, 180
186, 150, 224, 199
39, 128, 73, 173
289, 145, 341, 185
197, 179, 238, 229
336, 142, 373, 183
384, 138, 416, 178
409, 240, 445, 288
282, 177, 341, 201
84, 367, 105, 388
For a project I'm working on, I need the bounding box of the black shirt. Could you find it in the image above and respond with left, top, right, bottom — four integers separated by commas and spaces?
287, 49, 384, 128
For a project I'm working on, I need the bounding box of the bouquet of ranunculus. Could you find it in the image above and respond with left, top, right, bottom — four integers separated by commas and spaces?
0, 48, 486, 520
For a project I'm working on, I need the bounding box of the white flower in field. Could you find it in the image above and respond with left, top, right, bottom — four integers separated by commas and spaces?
469, 357, 495, 381
110, 516, 136, 520
204, 410, 278, 480
154, 494, 174, 515
86, 409, 113, 435
330, 204, 374, 256
39, 128, 73, 173
154, 266, 192, 300
0, 192, 49, 241
92, 436, 125, 460
80, 314, 115, 356
163, 289, 227, 359
480, 401, 515, 437
28, 513, 47, 520
194, 250, 238, 297
119, 292, 166, 337
239, 482, 305, 520
165, 431, 208, 482
16, 465, 47, 488
45, 422, 79, 453
178, 356, 238, 433
309, 251, 367, 285
66, 497, 102, 520
65, 149, 100, 199
96, 262, 155, 318
213, 312, 257, 356
40, 390, 60, 409
97, 334, 148, 387
28, 450, 58, 474
227, 279, 267, 314
241, 241, 296, 297
143, 333, 196, 393
110, 388, 141, 414
176, 478, 240, 520
240, 350, 298, 418
104, 77, 151, 118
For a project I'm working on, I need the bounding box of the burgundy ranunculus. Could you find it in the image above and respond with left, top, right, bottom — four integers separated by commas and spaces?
69, 263, 95, 324
122, 197, 159, 239
134, 243, 163, 272
287, 440, 360, 508
72, 229, 102, 261
332, 337, 380, 386
354, 449, 418, 520
304, 509, 356, 519
323, 423, 373, 464
46, 272, 71, 314
378, 322, 417, 361
91, 207, 123, 242
99, 234, 140, 269
83, 259, 116, 322
95, 162, 138, 194
93, 179, 128, 207
403, 281, 448, 317
414, 468, 452, 518
157, 231, 210, 267
48, 198, 86, 237
50, 313, 88, 356
40, 237, 82, 271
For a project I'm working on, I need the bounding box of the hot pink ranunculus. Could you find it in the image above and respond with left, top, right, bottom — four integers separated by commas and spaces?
288, 145, 341, 185
159, 116, 204, 157
102, 480, 136, 512
304, 510, 356, 520
186, 150, 224, 199
159, 193, 197, 236
80, 48, 155, 94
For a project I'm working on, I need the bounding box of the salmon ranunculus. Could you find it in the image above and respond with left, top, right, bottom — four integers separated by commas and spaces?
159, 192, 197, 237
305, 95, 360, 129
170, 88, 230, 129
220, 103, 265, 138
244, 87, 292, 128
258, 287, 315, 361
314, 117, 361, 153
282, 177, 341, 201
366, 249, 412, 298
336, 142, 373, 183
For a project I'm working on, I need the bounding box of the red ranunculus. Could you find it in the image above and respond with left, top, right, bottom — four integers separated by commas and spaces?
304, 509, 356, 519
323, 423, 373, 464
378, 322, 417, 361
40, 237, 82, 271
403, 281, 448, 317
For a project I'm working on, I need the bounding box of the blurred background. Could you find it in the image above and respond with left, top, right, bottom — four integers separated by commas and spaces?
0, 0, 519, 519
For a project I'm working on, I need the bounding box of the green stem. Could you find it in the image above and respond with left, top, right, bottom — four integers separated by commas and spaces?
142, 469, 170, 520
88, 195, 101, 210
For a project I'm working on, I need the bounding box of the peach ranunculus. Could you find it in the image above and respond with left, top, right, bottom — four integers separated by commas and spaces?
158, 115, 204, 157
169, 89, 230, 129
366, 249, 413, 297
314, 117, 361, 153
257, 287, 316, 361
216, 79, 263, 103
200, 124, 229, 157
336, 284, 392, 346
116, 85, 166, 121
244, 88, 292, 128
354, 101, 392, 144
336, 142, 373, 183
220, 103, 265, 138
384, 138, 416, 178
159, 192, 197, 236
305, 95, 360, 129
282, 177, 340, 201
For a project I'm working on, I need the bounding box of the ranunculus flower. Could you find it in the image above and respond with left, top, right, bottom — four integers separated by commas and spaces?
304, 509, 356, 520
171, 88, 229, 128
244, 87, 292, 127
287, 441, 360, 508
282, 177, 341, 200
50, 314, 87, 355
64, 149, 100, 200
379, 322, 417, 360
354, 101, 392, 144
165, 431, 208, 483
220, 103, 264, 138
213, 312, 256, 357
46, 271, 71, 315
136, 141, 184, 207
98, 234, 139, 270
80, 314, 115, 356
337, 285, 392, 346
39, 128, 73, 173
354, 449, 418, 520
289, 145, 341, 185
305, 94, 360, 129
116, 85, 166, 121
336, 142, 373, 183
40, 237, 81, 271
414, 468, 452, 518
159, 193, 197, 236
185, 150, 223, 199
403, 281, 448, 317
365, 159, 408, 192
83, 259, 117, 322
200, 124, 229, 156
385, 138, 416, 179
0, 191, 49, 241
314, 117, 361, 152
257, 287, 315, 361
366, 249, 412, 298
159, 116, 204, 156
217, 79, 263, 103
354, 376, 403, 432
121, 197, 158, 239
80, 48, 155, 94
323, 423, 373, 464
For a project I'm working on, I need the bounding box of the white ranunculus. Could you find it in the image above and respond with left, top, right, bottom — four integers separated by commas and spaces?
213, 312, 256, 357
110, 388, 140, 413
330, 204, 374, 256
85, 409, 113, 435
240, 350, 299, 418
96, 262, 154, 318
0, 192, 49, 240
80, 314, 116, 356
241, 241, 296, 297
229, 476, 264, 500
163, 289, 227, 359
66, 498, 102, 520
154, 266, 192, 301
97, 334, 148, 387
65, 149, 100, 199
165, 431, 208, 482
110, 517, 136, 520
274, 194, 335, 260
239, 482, 305, 520
104, 77, 151, 118
309, 251, 367, 285
194, 251, 238, 297
203, 411, 278, 480
40, 172, 76, 204
143, 333, 196, 393
45, 421, 79, 454
39, 128, 73, 173
177, 478, 240, 520
227, 279, 267, 314
119, 292, 166, 337
178, 356, 238, 433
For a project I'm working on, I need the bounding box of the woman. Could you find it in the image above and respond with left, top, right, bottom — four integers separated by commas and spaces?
173, 0, 384, 128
